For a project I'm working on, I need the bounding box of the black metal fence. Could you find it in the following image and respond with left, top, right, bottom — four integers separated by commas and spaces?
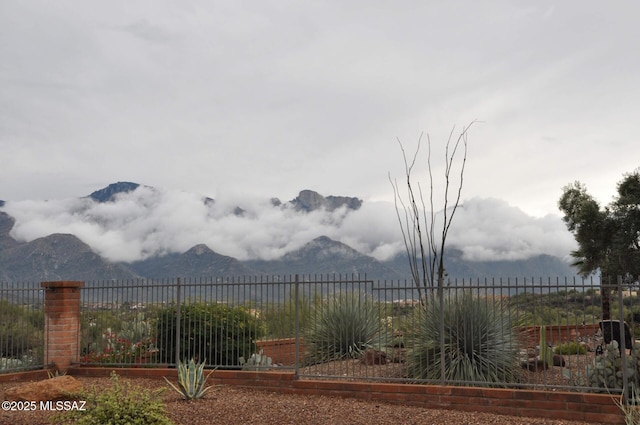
0, 281, 45, 372
2, 275, 640, 394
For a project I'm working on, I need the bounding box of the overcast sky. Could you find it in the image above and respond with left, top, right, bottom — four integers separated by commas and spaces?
1, 1, 638, 263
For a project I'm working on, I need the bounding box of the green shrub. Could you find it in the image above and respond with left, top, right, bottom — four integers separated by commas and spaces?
262, 295, 312, 339
407, 291, 520, 385
156, 302, 264, 367
0, 300, 43, 366
304, 291, 390, 364
80, 311, 159, 365
55, 371, 173, 425
80, 310, 133, 360
554, 341, 587, 355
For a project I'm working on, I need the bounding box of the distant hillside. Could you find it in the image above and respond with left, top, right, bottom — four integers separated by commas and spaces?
129, 244, 257, 278
245, 236, 406, 280
383, 248, 577, 281
0, 211, 19, 251
0, 233, 140, 282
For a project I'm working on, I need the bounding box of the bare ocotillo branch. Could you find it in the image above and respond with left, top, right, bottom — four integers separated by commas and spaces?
389, 121, 475, 300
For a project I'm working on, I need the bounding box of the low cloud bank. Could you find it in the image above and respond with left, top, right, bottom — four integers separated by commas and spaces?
448, 197, 576, 262
1, 187, 576, 264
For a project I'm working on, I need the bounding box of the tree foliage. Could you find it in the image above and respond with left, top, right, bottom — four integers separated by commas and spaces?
558, 169, 640, 319
559, 170, 640, 279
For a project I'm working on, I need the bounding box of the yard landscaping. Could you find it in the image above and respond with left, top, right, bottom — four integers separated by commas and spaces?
0, 376, 600, 425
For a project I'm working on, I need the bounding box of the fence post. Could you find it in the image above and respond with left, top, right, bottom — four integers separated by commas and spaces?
41, 281, 84, 371
294, 274, 300, 377
175, 277, 182, 366
617, 276, 629, 403
438, 277, 446, 385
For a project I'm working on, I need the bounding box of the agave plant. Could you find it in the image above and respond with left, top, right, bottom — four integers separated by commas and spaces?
304, 291, 391, 364
164, 358, 215, 400
407, 291, 519, 385
47, 368, 67, 379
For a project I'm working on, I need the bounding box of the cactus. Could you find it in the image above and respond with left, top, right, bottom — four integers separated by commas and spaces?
239, 349, 273, 370
538, 326, 553, 367
119, 313, 151, 342
164, 358, 215, 400
586, 340, 640, 392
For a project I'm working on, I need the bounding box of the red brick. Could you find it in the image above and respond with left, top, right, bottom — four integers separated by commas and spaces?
424, 385, 451, 395
43, 281, 83, 370
481, 387, 517, 399
569, 401, 621, 415
583, 412, 625, 424
582, 393, 620, 405
0, 366, 627, 423
439, 395, 490, 406
516, 408, 575, 421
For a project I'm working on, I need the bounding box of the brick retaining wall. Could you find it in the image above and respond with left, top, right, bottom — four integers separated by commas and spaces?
67, 367, 624, 424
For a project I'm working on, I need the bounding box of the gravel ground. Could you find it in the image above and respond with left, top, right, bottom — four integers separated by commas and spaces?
1, 375, 604, 425
0, 350, 608, 425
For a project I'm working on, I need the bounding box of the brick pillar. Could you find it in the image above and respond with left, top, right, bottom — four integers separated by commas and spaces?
41, 281, 84, 371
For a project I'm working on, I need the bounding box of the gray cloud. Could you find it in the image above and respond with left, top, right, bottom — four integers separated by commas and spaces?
448, 198, 576, 262
1, 1, 638, 221
2, 187, 576, 264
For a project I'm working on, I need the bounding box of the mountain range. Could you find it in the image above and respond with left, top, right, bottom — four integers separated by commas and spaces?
0, 182, 577, 283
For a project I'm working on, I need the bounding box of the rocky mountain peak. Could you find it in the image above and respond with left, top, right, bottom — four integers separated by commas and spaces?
188, 244, 213, 256
290, 190, 362, 212
283, 236, 360, 261
0, 211, 14, 236
87, 181, 140, 203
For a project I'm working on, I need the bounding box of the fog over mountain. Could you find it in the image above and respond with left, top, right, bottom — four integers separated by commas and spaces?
0, 183, 576, 265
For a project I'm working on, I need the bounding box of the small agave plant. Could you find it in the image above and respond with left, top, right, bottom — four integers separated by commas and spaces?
47, 369, 67, 379
164, 358, 215, 400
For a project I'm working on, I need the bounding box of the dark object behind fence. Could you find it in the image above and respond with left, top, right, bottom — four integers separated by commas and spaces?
599, 320, 633, 354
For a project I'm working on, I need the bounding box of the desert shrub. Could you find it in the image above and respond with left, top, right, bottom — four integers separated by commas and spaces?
407, 291, 520, 385
304, 291, 391, 364
156, 302, 264, 366
555, 341, 587, 355
80, 310, 129, 358
0, 300, 43, 366
261, 294, 312, 339
614, 383, 640, 425
55, 371, 173, 425
80, 311, 158, 365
